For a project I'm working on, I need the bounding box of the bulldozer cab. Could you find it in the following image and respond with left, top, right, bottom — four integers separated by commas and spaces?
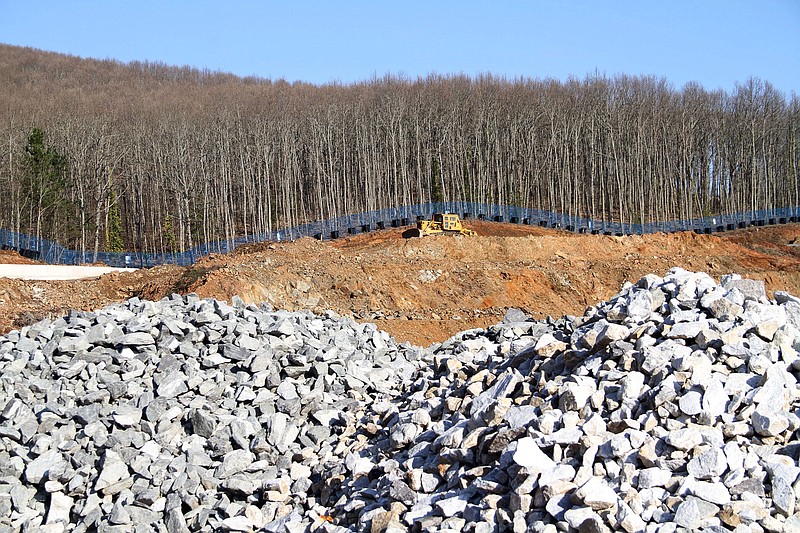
433, 213, 460, 231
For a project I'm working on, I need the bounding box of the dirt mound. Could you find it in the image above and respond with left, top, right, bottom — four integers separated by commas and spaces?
1, 224, 800, 345
0, 249, 40, 264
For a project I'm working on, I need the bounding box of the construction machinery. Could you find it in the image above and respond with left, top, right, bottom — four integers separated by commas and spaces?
404, 213, 477, 238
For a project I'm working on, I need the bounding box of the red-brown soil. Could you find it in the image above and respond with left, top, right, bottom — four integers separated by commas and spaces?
0, 250, 41, 264
2, 221, 800, 346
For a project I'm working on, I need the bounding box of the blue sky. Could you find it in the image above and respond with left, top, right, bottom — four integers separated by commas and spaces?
1, 1, 798, 95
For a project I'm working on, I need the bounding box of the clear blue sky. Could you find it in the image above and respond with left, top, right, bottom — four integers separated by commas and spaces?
1, 1, 798, 96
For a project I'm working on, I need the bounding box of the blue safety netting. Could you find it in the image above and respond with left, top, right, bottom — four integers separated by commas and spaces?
2, 203, 799, 267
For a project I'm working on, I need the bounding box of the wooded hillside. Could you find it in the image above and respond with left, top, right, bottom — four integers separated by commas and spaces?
1, 44, 798, 255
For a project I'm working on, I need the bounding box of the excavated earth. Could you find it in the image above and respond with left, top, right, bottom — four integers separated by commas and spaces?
1, 222, 800, 347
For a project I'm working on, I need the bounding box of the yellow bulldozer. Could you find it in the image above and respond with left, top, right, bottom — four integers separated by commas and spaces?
404, 213, 477, 238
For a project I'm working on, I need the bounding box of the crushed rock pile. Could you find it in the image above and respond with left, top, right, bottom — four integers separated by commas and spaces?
0, 295, 426, 532
2, 268, 800, 533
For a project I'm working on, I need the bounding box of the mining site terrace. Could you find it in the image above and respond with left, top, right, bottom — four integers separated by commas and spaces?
1, 221, 800, 347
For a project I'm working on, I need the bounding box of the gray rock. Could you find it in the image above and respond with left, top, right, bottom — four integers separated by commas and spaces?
190, 409, 216, 438
94, 450, 130, 491
706, 297, 744, 321
687, 447, 728, 480
666, 320, 708, 340
504, 405, 539, 429
389, 479, 417, 506
218, 449, 254, 478
25, 451, 65, 485
701, 378, 728, 419
637, 467, 672, 489
574, 477, 618, 510
683, 478, 731, 505
673, 496, 719, 529
559, 381, 595, 412
165, 507, 191, 533
563, 507, 598, 531
616, 500, 646, 533
119, 331, 155, 346
723, 277, 766, 302
751, 407, 790, 437
679, 389, 703, 416
46, 492, 73, 525
470, 368, 522, 417
512, 437, 556, 473
771, 475, 795, 516
109, 499, 131, 524
578, 516, 611, 533
58, 335, 90, 353
665, 427, 703, 451
626, 290, 655, 321
156, 371, 188, 399
436, 495, 468, 517
503, 308, 529, 324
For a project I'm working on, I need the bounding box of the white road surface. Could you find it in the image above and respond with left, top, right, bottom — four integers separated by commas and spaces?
0, 264, 138, 280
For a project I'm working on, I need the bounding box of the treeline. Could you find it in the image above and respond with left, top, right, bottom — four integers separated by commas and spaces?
1, 44, 798, 256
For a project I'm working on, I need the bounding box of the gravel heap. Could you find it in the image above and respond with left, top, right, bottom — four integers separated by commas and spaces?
0, 295, 427, 532
2, 268, 800, 532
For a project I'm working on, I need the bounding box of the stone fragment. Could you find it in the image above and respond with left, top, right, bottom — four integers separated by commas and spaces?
156, 371, 188, 399
221, 516, 253, 531
722, 276, 765, 300
470, 369, 522, 417
534, 334, 568, 358
751, 407, 790, 437
120, 332, 155, 346
679, 389, 703, 416
512, 437, 556, 473
674, 496, 719, 529
574, 477, 618, 511
559, 381, 594, 412
616, 500, 646, 533
683, 478, 731, 505
706, 297, 744, 321
770, 475, 795, 516
504, 406, 538, 429
218, 450, 254, 478
687, 448, 728, 480
95, 450, 130, 491
389, 479, 417, 506
25, 451, 65, 485
665, 427, 703, 451
46, 492, 73, 525
436, 495, 468, 517
637, 467, 672, 489
701, 378, 728, 419
190, 409, 216, 438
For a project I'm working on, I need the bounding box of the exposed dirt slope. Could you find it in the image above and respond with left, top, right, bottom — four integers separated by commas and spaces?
2, 222, 800, 345
0, 250, 40, 264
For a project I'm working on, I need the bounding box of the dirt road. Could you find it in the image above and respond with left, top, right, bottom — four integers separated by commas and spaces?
0, 265, 137, 280
1, 222, 799, 345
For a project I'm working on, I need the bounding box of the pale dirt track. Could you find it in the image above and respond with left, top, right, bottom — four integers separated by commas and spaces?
1, 221, 799, 345
0, 264, 137, 280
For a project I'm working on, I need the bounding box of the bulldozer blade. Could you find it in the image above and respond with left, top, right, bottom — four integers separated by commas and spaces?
402, 228, 425, 238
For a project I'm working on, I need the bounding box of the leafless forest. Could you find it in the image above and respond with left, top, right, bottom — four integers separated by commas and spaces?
1, 44, 798, 255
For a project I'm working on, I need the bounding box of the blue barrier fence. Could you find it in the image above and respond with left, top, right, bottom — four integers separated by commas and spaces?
2, 203, 799, 267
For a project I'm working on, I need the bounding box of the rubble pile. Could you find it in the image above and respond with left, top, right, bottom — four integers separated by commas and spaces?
0, 295, 426, 532
2, 268, 800, 532
328, 269, 800, 533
